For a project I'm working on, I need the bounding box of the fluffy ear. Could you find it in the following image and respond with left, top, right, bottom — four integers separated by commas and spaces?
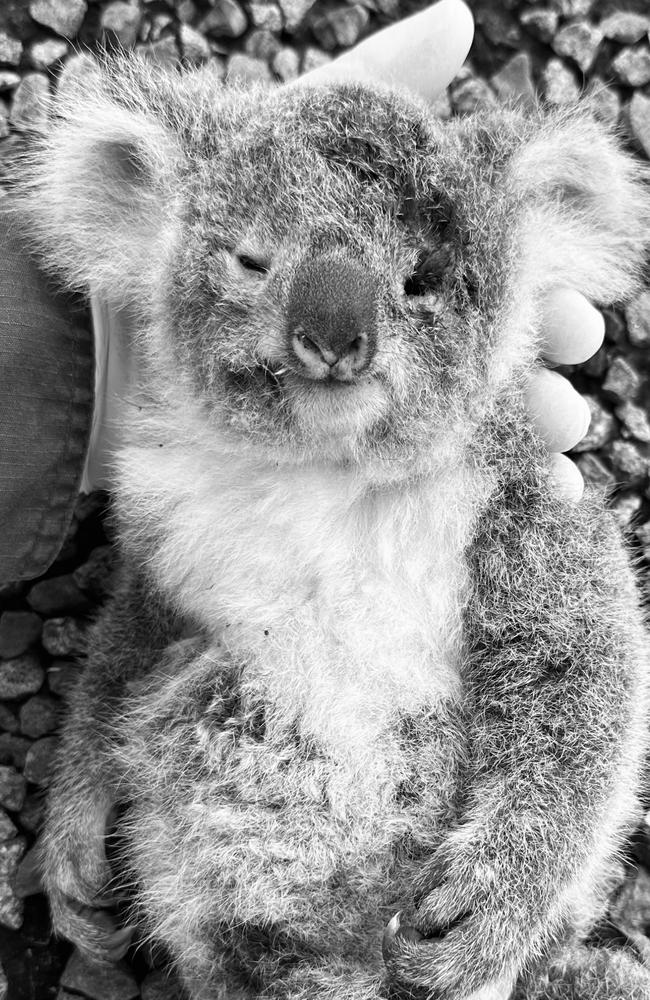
510, 108, 650, 306
16, 55, 183, 305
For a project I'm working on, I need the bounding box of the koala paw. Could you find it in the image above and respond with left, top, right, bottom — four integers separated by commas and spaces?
49, 888, 135, 964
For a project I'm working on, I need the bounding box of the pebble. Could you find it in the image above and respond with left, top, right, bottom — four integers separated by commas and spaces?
138, 36, 179, 67
272, 46, 300, 81
617, 402, 650, 443
226, 53, 272, 85
0, 837, 25, 929
9, 72, 51, 131
41, 618, 86, 657
0, 72, 20, 91
0, 33, 23, 66
176, 0, 198, 25
608, 440, 649, 480
179, 23, 211, 63
587, 81, 621, 128
100, 1, 142, 48
23, 736, 59, 786
278, 0, 318, 32
29, 38, 68, 69
575, 452, 615, 490
198, 0, 247, 38
249, 1, 282, 32
29, 0, 88, 37
552, 21, 602, 74
141, 969, 182, 1000
490, 53, 536, 109
555, 0, 593, 15
0, 611, 42, 659
18, 794, 44, 833
626, 290, 650, 347
612, 492, 642, 527
55, 52, 98, 100
47, 660, 81, 698
627, 91, 650, 159
147, 13, 173, 43
60, 949, 140, 1000
245, 29, 281, 61
13, 841, 42, 898
311, 4, 369, 50
27, 575, 90, 616
0, 809, 17, 842
612, 45, 650, 88
520, 7, 558, 43
0, 734, 31, 770
0, 765, 26, 811
301, 46, 331, 74
475, 7, 520, 48
603, 356, 642, 402
600, 11, 650, 45
571, 395, 614, 452
450, 76, 497, 115
0, 653, 45, 700
19, 695, 59, 739
541, 58, 581, 105
0, 706, 18, 734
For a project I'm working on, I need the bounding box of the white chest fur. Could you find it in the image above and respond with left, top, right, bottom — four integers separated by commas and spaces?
118, 425, 492, 759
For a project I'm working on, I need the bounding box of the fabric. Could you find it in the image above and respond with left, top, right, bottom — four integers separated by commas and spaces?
0, 201, 94, 582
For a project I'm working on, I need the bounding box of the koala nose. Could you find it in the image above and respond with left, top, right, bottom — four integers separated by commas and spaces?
286, 254, 378, 381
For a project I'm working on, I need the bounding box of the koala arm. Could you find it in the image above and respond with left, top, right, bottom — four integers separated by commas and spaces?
386, 442, 649, 1000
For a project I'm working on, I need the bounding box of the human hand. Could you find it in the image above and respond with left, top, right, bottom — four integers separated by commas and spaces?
304, 0, 604, 502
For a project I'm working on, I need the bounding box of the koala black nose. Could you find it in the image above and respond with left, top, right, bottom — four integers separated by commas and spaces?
286, 254, 378, 381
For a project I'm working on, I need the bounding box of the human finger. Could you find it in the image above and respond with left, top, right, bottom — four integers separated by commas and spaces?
539, 287, 605, 366
299, 0, 474, 103
525, 367, 591, 453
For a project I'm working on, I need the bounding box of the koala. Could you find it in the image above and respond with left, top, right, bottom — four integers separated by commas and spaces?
16, 53, 650, 1000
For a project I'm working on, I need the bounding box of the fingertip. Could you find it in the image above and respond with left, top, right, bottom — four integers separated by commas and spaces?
548, 453, 585, 503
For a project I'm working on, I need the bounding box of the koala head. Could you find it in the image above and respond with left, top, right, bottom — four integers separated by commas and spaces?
21, 56, 650, 472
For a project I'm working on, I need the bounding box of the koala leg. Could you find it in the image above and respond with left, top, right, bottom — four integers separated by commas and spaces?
515, 942, 650, 999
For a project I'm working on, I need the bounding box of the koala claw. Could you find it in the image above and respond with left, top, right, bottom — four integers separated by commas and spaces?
382, 912, 424, 962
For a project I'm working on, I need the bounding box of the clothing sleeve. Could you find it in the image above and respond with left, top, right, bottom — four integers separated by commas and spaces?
0, 201, 94, 582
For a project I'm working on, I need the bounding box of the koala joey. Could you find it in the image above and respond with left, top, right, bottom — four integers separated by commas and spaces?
18, 53, 650, 1000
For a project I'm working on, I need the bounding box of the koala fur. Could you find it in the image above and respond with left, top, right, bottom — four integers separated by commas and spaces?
16, 53, 650, 999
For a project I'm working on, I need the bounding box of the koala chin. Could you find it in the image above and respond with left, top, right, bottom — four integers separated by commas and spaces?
18, 53, 650, 1000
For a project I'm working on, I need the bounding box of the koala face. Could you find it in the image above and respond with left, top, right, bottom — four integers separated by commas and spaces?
163, 85, 513, 465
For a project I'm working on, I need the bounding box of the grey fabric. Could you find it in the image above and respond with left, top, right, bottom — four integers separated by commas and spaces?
0, 201, 93, 581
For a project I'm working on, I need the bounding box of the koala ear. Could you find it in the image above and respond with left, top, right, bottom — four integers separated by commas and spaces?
510, 109, 650, 305
17, 56, 182, 303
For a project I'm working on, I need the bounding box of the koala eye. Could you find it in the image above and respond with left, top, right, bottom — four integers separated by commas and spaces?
235, 253, 269, 276
403, 245, 454, 297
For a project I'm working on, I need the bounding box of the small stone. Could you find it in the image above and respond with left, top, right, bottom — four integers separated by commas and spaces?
176, 0, 197, 24
612, 492, 642, 527
575, 453, 615, 490
612, 45, 650, 88
0, 766, 26, 811
552, 21, 602, 73
0, 33, 23, 66
603, 356, 642, 402
553, 0, 593, 15
61, 949, 140, 1000
29, 37, 68, 69
23, 736, 58, 786
311, 4, 369, 50
0, 72, 20, 91
572, 395, 614, 452
147, 13, 173, 42
542, 57, 581, 105
301, 46, 331, 74
0, 809, 17, 842
608, 440, 649, 480
626, 290, 650, 346
28, 575, 90, 616
226, 53, 272, 85
244, 29, 281, 61
72, 545, 114, 599
9, 72, 51, 131
520, 7, 558, 43
47, 660, 81, 698
100, 1, 142, 47
13, 841, 42, 898
278, 0, 317, 32
0, 837, 25, 929
272, 46, 300, 81
29, 0, 88, 37
18, 794, 45, 834
0, 707, 18, 735
587, 81, 621, 129
600, 11, 650, 45
249, 1, 282, 32
617, 402, 650, 443
141, 969, 182, 1000
138, 36, 180, 67
0, 653, 45, 700
490, 53, 536, 109
450, 76, 497, 115
0, 611, 42, 659
0, 735, 31, 771
198, 0, 247, 38
55, 52, 98, 100
627, 91, 650, 159
179, 23, 211, 63
19, 696, 59, 739
475, 7, 520, 48
41, 617, 86, 657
